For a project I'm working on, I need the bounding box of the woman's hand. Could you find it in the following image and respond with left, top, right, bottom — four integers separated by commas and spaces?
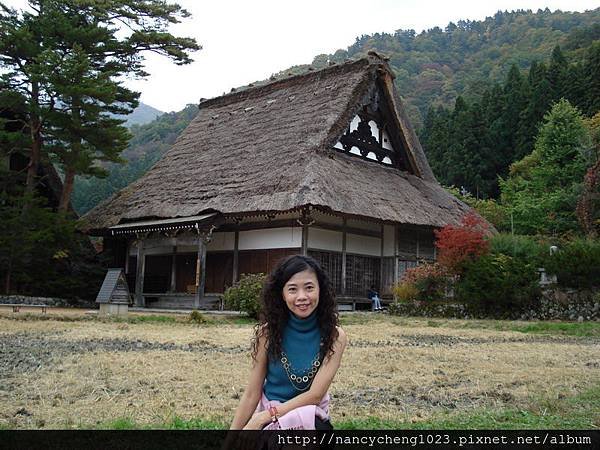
242, 411, 270, 430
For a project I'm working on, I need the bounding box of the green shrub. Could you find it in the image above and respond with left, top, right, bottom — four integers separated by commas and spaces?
489, 233, 547, 265
399, 263, 449, 302
456, 254, 540, 314
543, 239, 600, 288
222, 273, 266, 319
189, 310, 207, 324
392, 282, 419, 303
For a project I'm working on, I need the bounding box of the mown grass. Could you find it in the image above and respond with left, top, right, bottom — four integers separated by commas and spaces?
383, 315, 600, 338
331, 384, 600, 430
453, 319, 600, 337
94, 386, 600, 430
99, 416, 227, 430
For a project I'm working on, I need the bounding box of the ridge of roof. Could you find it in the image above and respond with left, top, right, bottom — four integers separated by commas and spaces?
198, 53, 392, 110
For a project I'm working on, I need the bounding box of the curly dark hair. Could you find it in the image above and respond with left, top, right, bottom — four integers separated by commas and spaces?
251, 255, 339, 362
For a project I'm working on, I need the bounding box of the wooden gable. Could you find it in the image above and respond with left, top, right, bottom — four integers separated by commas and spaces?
332, 82, 416, 174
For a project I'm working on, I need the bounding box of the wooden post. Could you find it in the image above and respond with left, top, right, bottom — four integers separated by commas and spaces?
170, 245, 177, 292
379, 223, 384, 294
124, 239, 130, 275
301, 224, 308, 256
194, 233, 207, 309
135, 237, 146, 307
341, 218, 347, 297
232, 230, 239, 283
393, 225, 399, 285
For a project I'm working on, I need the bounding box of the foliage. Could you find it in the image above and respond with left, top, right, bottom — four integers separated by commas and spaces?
315, 9, 600, 129
543, 238, 600, 289
500, 99, 592, 235
391, 282, 419, 303
189, 310, 207, 324
489, 233, 548, 265
445, 186, 510, 231
455, 254, 540, 314
222, 273, 266, 319
0, 189, 102, 300
72, 104, 199, 214
421, 38, 600, 200
434, 211, 491, 273
394, 263, 449, 303
576, 112, 600, 237
0, 0, 199, 209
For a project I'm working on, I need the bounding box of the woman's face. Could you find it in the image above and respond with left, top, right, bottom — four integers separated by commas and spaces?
282, 269, 320, 319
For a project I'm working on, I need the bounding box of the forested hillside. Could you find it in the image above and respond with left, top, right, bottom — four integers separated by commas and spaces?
73, 105, 198, 213
73, 8, 600, 215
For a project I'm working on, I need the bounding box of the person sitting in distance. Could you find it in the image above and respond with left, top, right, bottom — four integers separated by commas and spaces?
367, 285, 383, 311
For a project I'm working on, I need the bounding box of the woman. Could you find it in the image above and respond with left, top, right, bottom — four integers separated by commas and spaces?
230, 255, 347, 430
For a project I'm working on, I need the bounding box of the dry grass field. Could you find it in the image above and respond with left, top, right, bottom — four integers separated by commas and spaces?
1, 309, 599, 429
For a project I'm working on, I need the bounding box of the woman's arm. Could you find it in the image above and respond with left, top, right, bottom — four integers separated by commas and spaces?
243, 327, 347, 429
229, 333, 268, 430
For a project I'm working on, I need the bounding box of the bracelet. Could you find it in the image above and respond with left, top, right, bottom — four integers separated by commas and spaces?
268, 406, 279, 423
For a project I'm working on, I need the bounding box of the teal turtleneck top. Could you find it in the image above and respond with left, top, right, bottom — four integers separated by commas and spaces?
263, 311, 322, 402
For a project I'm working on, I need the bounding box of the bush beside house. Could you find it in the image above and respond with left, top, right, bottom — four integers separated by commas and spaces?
222, 273, 266, 319
390, 213, 600, 320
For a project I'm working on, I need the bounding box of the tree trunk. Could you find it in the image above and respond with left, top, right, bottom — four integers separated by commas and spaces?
24, 82, 42, 198
59, 168, 75, 212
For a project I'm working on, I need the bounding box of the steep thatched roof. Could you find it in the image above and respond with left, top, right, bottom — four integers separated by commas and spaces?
83, 53, 471, 233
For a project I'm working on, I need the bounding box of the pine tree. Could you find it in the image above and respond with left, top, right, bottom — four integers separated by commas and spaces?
500, 100, 592, 234
0, 0, 200, 209
547, 45, 568, 103
517, 61, 552, 158
502, 65, 529, 161
583, 43, 600, 116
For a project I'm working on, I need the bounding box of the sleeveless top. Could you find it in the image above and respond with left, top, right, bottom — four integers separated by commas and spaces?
263, 311, 322, 402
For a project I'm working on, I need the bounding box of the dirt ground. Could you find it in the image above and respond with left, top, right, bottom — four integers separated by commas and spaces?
1, 309, 599, 429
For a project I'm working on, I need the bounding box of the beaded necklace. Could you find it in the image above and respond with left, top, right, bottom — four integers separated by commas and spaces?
280, 350, 322, 391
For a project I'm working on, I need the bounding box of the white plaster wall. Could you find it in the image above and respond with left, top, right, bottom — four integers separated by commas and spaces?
383, 225, 395, 256
207, 232, 235, 251
349, 115, 360, 132
368, 120, 380, 142
347, 233, 381, 256
382, 129, 394, 150
239, 227, 301, 250
307, 228, 343, 252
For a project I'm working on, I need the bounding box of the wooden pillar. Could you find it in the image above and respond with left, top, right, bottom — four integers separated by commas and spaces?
124, 239, 131, 275
379, 223, 384, 294
341, 218, 347, 296
170, 245, 177, 292
134, 237, 146, 307
232, 230, 239, 283
194, 233, 207, 309
301, 224, 308, 256
416, 229, 420, 261
393, 225, 399, 285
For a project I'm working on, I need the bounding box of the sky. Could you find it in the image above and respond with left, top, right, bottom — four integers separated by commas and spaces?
4, 0, 600, 112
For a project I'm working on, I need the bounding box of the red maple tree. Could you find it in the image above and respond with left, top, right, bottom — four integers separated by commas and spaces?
434, 212, 490, 274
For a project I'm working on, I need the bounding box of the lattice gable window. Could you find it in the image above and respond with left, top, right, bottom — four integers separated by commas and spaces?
332, 89, 412, 173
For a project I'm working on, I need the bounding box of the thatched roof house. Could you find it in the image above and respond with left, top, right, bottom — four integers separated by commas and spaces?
84, 52, 471, 310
